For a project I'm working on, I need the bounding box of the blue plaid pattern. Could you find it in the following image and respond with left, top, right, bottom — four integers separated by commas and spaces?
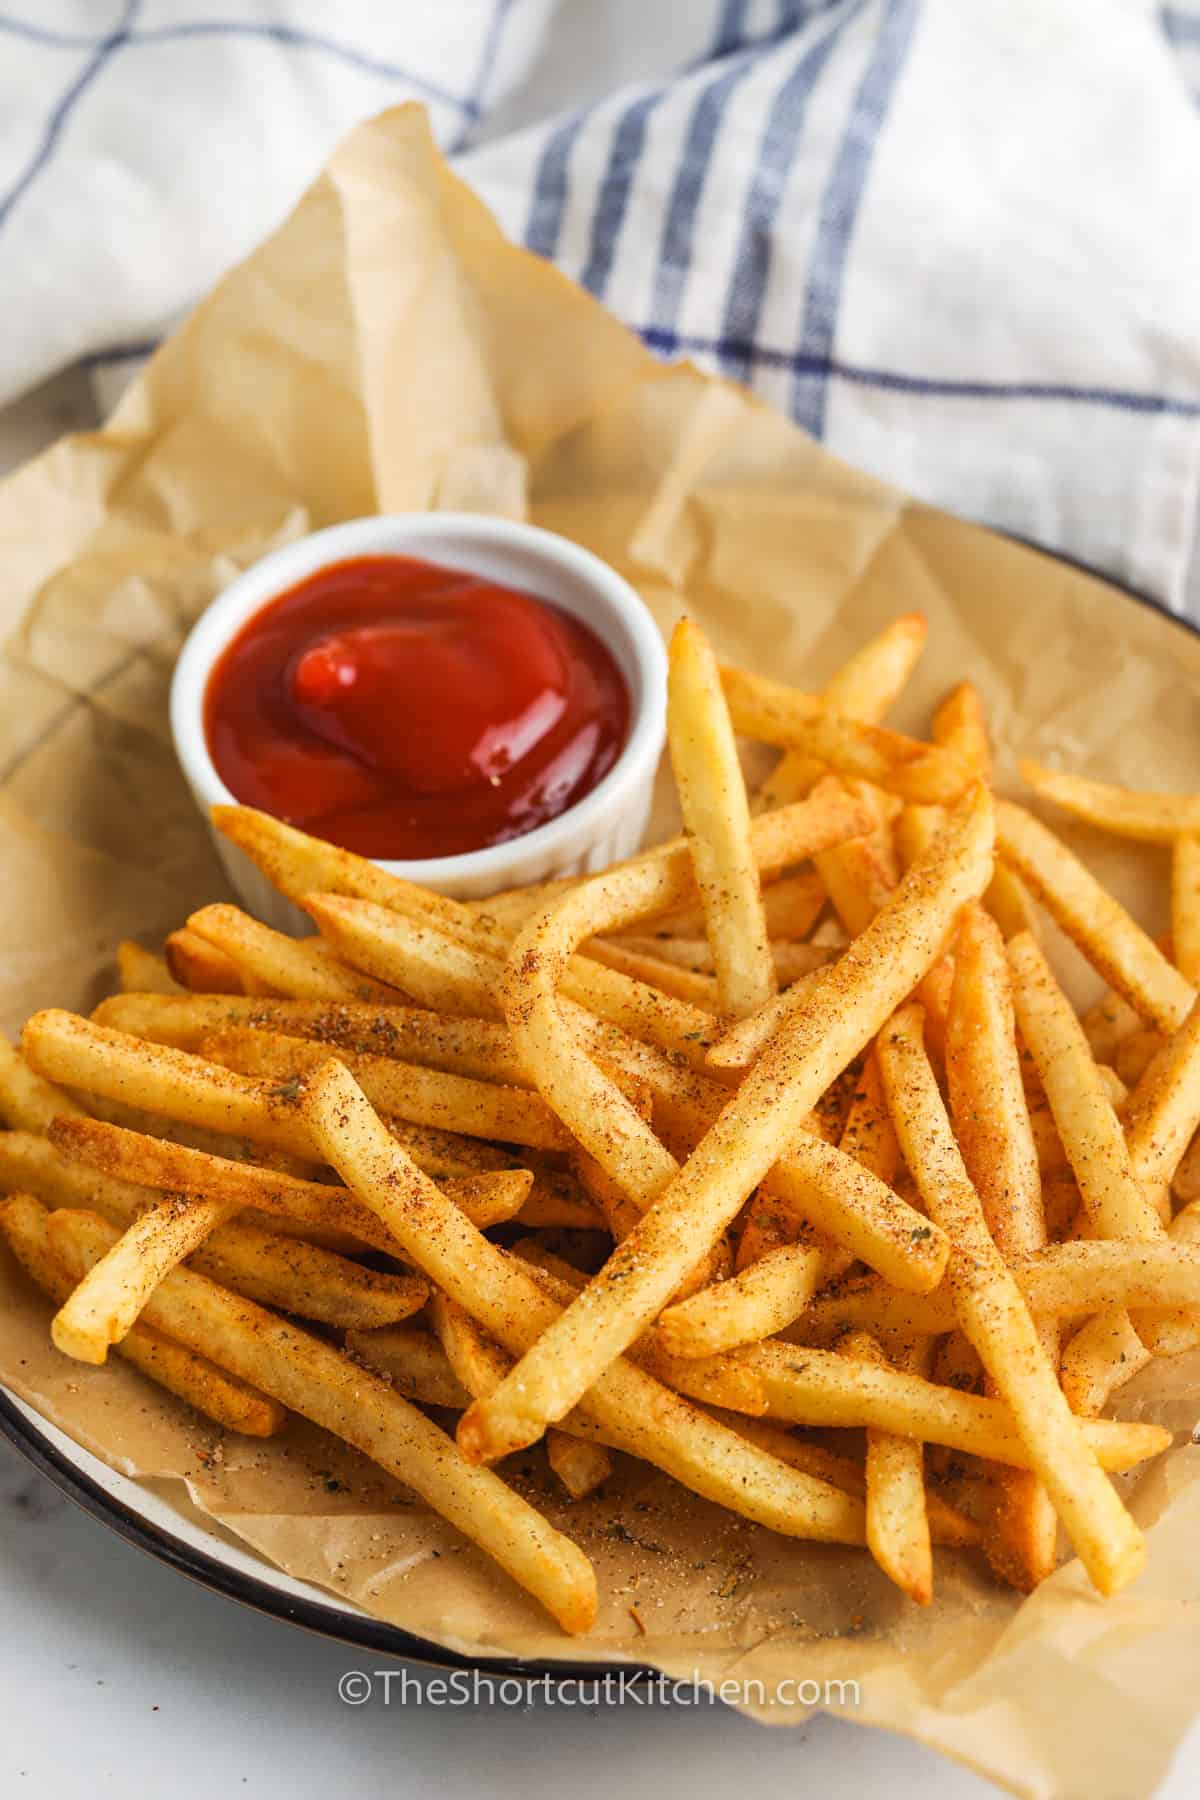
3, 1, 1200, 605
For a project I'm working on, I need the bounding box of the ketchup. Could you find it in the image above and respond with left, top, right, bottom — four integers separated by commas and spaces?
204, 555, 630, 860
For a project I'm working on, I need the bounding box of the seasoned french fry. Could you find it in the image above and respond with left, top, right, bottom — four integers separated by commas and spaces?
117, 941, 182, 996
842, 1331, 932, 1605
43, 1202, 597, 1634
1113, 1028, 1164, 1089
1020, 759, 1200, 843
1008, 937, 1164, 1242
655, 1241, 823, 1359
165, 927, 251, 995
91, 992, 532, 1084
51, 1191, 237, 1363
461, 790, 989, 1465
22, 1011, 514, 1178
579, 938, 721, 1008
751, 1338, 1166, 1473
1060, 1311, 1153, 1418
0, 1030, 88, 1133
668, 618, 777, 1018
1172, 836, 1200, 985
0, 1193, 286, 1437
1082, 988, 1145, 1066
47, 1116, 529, 1246
646, 869, 826, 942
609, 935, 827, 989
755, 614, 927, 812
428, 1292, 613, 1500
345, 1323, 471, 1410
945, 904, 1057, 1591
202, 1026, 570, 1151
720, 664, 972, 804
997, 801, 1194, 1032
932, 684, 990, 773
303, 1061, 866, 1545
187, 904, 403, 1003
878, 1001, 1146, 1596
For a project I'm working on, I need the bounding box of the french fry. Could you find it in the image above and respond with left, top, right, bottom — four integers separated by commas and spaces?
932, 683, 990, 773
945, 904, 1058, 1590
165, 927, 251, 995
655, 1242, 824, 1359
1113, 1029, 1164, 1089
754, 614, 927, 811
1020, 759, 1200, 843
579, 939, 720, 1008
22, 1011, 514, 1178
91, 992, 532, 1084
668, 618, 777, 1018
47, 1116, 529, 1247
750, 1338, 1166, 1472
0, 1193, 287, 1437
1172, 836, 1200, 985
1060, 1311, 1153, 1418
1008, 937, 1165, 1243
303, 1061, 866, 1545
842, 1331, 932, 1604
42, 1202, 597, 1634
996, 801, 1194, 1032
201, 1026, 570, 1151
720, 664, 973, 804
186, 1223, 429, 1331
878, 1002, 1146, 1595
644, 871, 827, 944
1082, 988, 1145, 1064
187, 904, 404, 1004
345, 1323, 471, 1409
117, 941, 182, 996
0, 1030, 88, 1133
609, 935, 828, 989
460, 790, 990, 1465
428, 1292, 613, 1499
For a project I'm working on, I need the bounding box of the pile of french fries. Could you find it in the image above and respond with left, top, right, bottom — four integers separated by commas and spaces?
5, 609, 1200, 1634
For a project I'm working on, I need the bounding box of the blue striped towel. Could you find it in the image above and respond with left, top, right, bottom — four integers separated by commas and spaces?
3, 1, 1200, 611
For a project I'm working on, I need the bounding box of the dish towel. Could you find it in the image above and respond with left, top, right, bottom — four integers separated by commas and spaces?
2, 0, 1199, 614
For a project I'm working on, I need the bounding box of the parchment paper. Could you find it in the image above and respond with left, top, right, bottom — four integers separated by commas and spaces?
1, 103, 1198, 1800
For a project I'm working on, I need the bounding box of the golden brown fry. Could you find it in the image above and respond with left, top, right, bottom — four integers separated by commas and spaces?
720, 664, 972, 804
1082, 988, 1144, 1064
647, 869, 826, 942
997, 801, 1194, 1032
932, 683, 990, 773
461, 790, 989, 1465
22, 1011, 511, 1178
0, 1193, 286, 1437
0, 1030, 88, 1133
1172, 836, 1200, 985
202, 1026, 570, 1151
752, 1338, 1166, 1472
1020, 759, 1200, 843
945, 904, 1057, 1591
117, 941, 182, 996
1008, 937, 1164, 1242
303, 1061, 866, 1545
188, 904, 403, 1003
43, 1202, 597, 1634
165, 927, 251, 995
345, 1323, 472, 1409
1113, 1028, 1164, 1089
48, 1115, 528, 1246
842, 1331, 932, 1605
92, 992, 532, 1084
668, 617, 777, 1018
655, 1241, 823, 1359
755, 614, 927, 812
1060, 1311, 1153, 1417
878, 1002, 1145, 1596
610, 935, 828, 989
580, 938, 721, 1008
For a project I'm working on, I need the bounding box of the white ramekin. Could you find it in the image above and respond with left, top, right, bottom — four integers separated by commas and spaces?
170, 514, 668, 929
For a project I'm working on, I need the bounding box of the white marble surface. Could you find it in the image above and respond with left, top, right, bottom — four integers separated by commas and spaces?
2, 381, 1199, 1800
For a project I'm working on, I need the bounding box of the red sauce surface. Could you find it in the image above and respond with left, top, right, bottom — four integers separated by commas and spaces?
204, 555, 630, 860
